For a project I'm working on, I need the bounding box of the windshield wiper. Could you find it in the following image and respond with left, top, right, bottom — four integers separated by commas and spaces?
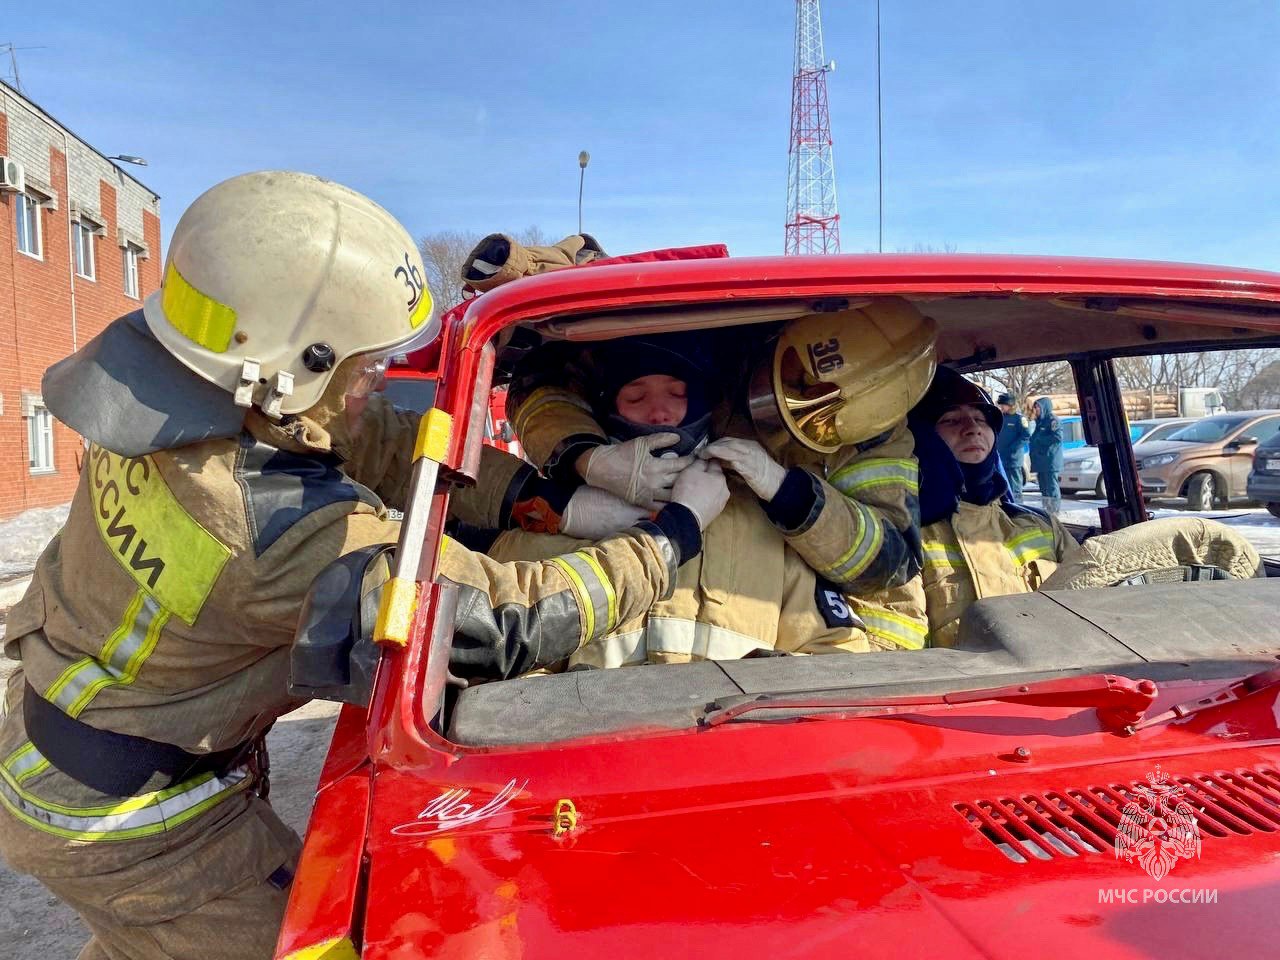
1134, 667, 1280, 730
702, 674, 1158, 736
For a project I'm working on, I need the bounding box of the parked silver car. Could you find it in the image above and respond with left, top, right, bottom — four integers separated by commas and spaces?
1058, 418, 1195, 497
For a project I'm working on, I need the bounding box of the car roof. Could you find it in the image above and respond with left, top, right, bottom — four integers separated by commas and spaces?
1202, 410, 1280, 420
456, 253, 1280, 372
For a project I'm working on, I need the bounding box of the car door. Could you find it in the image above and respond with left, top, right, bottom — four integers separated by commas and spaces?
1227, 416, 1280, 495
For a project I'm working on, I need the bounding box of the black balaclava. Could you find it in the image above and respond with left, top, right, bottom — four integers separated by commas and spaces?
592, 332, 720, 457
908, 366, 1009, 525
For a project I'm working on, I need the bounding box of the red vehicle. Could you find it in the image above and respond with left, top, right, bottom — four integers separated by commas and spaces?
386, 349, 521, 458
277, 254, 1280, 960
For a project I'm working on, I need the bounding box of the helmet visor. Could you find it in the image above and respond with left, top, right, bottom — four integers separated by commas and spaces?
344, 355, 389, 402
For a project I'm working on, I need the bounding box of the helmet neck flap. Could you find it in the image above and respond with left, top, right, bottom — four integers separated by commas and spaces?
42, 310, 247, 458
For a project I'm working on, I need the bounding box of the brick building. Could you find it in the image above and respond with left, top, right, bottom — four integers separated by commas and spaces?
0, 80, 162, 519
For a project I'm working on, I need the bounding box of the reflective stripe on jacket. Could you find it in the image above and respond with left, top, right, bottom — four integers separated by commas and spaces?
440, 520, 680, 678
850, 500, 1083, 650
921, 501, 1081, 646
488, 484, 872, 667
781, 421, 921, 591
0, 677, 253, 845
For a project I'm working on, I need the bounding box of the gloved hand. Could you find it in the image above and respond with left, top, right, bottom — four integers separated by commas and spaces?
701, 437, 787, 502
462, 233, 608, 292
670, 459, 730, 531
581, 434, 693, 511
559, 486, 650, 540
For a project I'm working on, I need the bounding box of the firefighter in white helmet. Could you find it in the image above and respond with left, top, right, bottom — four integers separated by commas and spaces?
507, 300, 937, 649
0, 171, 727, 959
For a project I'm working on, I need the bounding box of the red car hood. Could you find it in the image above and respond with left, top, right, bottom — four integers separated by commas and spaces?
356, 721, 1280, 959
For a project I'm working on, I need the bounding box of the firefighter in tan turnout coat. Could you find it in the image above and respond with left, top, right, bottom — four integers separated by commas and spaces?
863, 367, 1084, 648
863, 367, 1265, 647
0, 172, 729, 959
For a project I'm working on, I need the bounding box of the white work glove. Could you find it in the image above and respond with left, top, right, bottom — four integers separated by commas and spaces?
670, 459, 730, 531
559, 486, 650, 540
701, 437, 787, 502
581, 434, 693, 511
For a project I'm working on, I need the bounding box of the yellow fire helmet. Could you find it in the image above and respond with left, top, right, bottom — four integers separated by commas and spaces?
748, 298, 938, 454
144, 170, 438, 418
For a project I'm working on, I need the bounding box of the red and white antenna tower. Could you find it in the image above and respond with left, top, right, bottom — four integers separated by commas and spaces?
784, 0, 840, 255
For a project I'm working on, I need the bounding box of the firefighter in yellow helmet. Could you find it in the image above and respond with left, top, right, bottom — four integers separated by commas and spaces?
0, 171, 728, 959
507, 300, 937, 648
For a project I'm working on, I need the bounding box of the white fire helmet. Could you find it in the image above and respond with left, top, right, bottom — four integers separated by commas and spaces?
143, 170, 438, 418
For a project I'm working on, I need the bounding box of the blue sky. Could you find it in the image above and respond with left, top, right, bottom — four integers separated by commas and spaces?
18, 1, 1280, 267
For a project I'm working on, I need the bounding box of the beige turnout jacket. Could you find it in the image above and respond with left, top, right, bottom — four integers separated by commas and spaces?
0, 395, 678, 867
491, 482, 873, 666
850, 499, 1083, 649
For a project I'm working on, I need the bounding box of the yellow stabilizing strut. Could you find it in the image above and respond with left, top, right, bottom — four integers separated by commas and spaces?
374, 408, 453, 646
280, 936, 360, 960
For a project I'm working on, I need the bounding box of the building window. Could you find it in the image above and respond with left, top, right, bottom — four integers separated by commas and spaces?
15, 191, 42, 259
123, 244, 140, 298
26, 402, 55, 474
74, 220, 97, 280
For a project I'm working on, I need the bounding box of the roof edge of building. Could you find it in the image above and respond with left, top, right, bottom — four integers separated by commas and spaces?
0, 77, 160, 201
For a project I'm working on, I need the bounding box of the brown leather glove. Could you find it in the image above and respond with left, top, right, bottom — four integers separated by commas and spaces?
462, 233, 607, 292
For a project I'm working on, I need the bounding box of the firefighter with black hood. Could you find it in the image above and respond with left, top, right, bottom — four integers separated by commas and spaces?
0, 171, 728, 959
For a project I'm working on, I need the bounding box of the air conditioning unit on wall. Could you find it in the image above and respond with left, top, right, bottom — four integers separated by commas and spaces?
0, 156, 26, 193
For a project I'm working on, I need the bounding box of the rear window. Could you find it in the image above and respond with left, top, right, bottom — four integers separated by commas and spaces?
1143, 421, 1188, 442
1132, 422, 1161, 441
1165, 416, 1250, 442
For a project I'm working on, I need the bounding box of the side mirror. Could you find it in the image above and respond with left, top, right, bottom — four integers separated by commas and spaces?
290, 543, 395, 705
1228, 436, 1258, 450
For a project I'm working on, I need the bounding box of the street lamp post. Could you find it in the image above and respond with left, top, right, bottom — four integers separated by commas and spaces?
577, 150, 590, 235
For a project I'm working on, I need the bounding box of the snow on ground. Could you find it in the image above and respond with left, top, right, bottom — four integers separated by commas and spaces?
1023, 490, 1280, 558
0, 504, 69, 580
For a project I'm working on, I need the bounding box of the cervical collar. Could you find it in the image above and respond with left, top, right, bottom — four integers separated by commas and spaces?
605, 410, 712, 457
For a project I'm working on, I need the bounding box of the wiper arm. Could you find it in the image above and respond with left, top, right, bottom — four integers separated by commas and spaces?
1134, 667, 1280, 730
702, 674, 1158, 736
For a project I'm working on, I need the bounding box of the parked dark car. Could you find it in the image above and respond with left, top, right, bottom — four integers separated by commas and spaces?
1246, 432, 1280, 518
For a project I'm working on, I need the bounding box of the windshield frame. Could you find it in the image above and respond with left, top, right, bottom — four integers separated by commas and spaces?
376, 259, 1280, 758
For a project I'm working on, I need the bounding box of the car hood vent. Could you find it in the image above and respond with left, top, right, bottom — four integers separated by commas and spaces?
956, 767, 1280, 863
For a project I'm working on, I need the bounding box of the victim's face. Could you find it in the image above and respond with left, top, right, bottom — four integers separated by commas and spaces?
615, 374, 688, 426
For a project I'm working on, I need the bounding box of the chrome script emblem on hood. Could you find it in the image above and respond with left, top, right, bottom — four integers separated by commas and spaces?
392, 778, 528, 836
